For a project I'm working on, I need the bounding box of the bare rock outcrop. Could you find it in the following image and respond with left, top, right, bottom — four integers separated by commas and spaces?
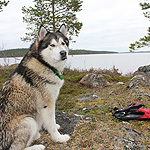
80, 73, 110, 88
128, 65, 150, 88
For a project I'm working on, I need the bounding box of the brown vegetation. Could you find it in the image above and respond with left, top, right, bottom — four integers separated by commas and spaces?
0, 66, 149, 149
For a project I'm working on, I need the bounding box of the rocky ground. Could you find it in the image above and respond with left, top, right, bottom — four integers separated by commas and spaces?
0, 65, 150, 150
34, 84, 150, 150
34, 66, 150, 150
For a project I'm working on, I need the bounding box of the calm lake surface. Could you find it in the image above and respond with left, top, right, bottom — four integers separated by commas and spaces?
0, 53, 150, 75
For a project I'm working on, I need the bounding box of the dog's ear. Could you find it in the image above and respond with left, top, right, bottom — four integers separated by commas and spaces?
58, 24, 67, 37
38, 25, 47, 41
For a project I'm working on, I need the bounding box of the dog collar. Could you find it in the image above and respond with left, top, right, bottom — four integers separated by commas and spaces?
51, 67, 64, 80
32, 54, 64, 80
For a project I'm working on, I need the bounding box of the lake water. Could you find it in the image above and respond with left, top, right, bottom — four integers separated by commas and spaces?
66, 53, 150, 74
0, 53, 150, 75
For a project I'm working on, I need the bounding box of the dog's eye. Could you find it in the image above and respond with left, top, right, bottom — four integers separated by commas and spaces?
62, 42, 65, 46
50, 44, 55, 47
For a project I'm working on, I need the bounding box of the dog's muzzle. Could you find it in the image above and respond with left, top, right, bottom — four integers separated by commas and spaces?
60, 50, 67, 60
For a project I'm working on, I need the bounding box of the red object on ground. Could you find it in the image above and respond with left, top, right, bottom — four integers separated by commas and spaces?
136, 108, 150, 119
112, 103, 150, 120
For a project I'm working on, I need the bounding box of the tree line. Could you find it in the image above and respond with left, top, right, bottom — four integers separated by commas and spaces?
0, 49, 117, 58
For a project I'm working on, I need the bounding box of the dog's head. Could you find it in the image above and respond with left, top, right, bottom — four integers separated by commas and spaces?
35, 24, 69, 69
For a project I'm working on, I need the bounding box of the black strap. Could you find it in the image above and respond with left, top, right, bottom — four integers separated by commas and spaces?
32, 54, 63, 80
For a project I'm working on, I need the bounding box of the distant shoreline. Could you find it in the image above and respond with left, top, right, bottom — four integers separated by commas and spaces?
1, 48, 150, 58
0, 48, 118, 58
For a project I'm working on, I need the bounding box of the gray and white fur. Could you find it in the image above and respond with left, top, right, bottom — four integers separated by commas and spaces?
0, 24, 70, 150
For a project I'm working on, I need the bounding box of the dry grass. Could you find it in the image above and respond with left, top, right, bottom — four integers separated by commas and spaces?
0, 66, 149, 149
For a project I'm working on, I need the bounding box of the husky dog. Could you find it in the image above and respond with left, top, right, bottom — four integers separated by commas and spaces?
0, 24, 70, 150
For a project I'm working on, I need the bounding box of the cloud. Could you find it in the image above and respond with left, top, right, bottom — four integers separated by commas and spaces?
0, 0, 149, 52
70, 0, 149, 51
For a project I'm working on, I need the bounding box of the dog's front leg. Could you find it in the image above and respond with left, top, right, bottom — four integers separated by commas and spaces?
40, 102, 70, 143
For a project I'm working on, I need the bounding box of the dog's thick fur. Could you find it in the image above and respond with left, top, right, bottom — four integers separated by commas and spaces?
0, 24, 70, 150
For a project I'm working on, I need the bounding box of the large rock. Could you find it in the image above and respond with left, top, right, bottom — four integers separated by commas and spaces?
137, 65, 150, 72
134, 64, 150, 77
128, 64, 150, 88
80, 73, 110, 88
128, 75, 150, 88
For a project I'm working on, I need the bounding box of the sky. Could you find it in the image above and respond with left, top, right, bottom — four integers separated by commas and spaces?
0, 0, 149, 52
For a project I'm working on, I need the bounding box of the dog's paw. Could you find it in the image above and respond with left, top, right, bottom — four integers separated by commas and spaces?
56, 124, 60, 130
52, 134, 70, 143
24, 144, 45, 150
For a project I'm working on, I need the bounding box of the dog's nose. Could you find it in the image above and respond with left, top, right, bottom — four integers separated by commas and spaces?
60, 50, 67, 60
60, 50, 66, 57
